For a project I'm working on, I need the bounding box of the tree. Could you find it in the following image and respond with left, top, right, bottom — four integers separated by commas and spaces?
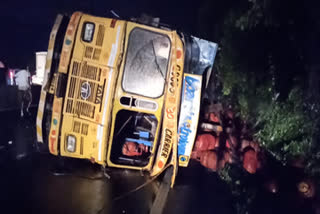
197, 0, 320, 212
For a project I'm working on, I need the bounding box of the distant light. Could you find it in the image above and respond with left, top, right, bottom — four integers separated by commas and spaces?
110, 10, 120, 18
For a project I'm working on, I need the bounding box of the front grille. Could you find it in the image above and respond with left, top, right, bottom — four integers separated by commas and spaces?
84, 46, 94, 59
77, 80, 97, 103
65, 56, 106, 119
66, 96, 96, 119
96, 25, 105, 46
66, 99, 73, 113
71, 61, 81, 76
84, 46, 101, 61
81, 123, 89, 135
65, 62, 104, 118
68, 77, 77, 98
72, 120, 89, 134
74, 101, 95, 118
80, 62, 100, 81
73, 121, 81, 133
93, 49, 101, 61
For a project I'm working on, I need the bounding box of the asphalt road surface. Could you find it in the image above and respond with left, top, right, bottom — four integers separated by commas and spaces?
0, 91, 316, 214
0, 106, 234, 214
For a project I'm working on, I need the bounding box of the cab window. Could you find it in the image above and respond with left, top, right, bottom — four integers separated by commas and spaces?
110, 110, 158, 166
122, 28, 171, 98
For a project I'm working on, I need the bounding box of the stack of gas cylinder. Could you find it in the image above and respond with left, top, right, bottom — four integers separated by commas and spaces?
191, 103, 262, 174
191, 103, 317, 201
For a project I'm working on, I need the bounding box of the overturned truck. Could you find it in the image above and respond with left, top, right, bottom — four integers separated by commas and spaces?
36, 12, 218, 186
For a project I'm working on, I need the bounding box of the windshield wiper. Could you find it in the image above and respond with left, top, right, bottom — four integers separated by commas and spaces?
151, 40, 165, 80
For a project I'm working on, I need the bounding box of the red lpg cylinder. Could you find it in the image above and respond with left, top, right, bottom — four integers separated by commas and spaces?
243, 148, 258, 174
199, 151, 218, 171
194, 134, 219, 151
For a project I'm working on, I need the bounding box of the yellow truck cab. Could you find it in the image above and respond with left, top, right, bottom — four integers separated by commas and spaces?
36, 12, 218, 180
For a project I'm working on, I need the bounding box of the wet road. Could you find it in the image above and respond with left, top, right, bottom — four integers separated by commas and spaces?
0, 93, 315, 214
0, 106, 233, 214
0, 154, 233, 214
2, 102, 315, 214
0, 154, 156, 214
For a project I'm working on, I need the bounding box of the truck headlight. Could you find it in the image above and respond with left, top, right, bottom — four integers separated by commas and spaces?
82, 22, 95, 42
66, 135, 76, 152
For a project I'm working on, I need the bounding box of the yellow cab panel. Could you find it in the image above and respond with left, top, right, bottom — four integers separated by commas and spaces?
59, 14, 126, 165
41, 11, 219, 177
106, 22, 176, 171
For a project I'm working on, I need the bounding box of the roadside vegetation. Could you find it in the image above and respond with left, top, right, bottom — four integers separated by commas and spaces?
197, 0, 320, 213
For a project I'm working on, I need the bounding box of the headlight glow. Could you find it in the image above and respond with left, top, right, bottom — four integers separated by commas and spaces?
66, 135, 76, 153
83, 22, 95, 42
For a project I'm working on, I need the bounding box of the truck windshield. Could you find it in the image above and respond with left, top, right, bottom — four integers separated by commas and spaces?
122, 28, 171, 98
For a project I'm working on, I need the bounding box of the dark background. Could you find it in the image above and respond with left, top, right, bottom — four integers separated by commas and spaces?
0, 0, 202, 68
1, 0, 319, 73
0, 1, 320, 214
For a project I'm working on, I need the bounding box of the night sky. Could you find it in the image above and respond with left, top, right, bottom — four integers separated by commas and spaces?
0, 0, 201, 69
